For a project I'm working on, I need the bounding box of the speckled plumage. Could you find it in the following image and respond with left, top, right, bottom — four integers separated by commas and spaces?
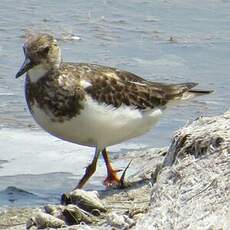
25, 61, 199, 123
25, 66, 86, 122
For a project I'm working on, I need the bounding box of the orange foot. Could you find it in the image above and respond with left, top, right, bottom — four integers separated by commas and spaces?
103, 169, 122, 187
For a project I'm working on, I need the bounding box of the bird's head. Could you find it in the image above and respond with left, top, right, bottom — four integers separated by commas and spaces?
16, 33, 61, 79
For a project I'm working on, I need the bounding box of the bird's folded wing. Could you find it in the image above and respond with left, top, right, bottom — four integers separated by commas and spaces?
64, 63, 198, 110
83, 66, 180, 110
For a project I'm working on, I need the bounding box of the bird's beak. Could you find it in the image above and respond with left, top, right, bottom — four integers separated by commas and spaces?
15, 57, 33, 78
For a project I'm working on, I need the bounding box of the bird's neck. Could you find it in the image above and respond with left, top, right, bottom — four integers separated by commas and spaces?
27, 63, 59, 83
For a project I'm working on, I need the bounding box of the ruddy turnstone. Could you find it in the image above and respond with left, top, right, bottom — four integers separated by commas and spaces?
16, 33, 212, 189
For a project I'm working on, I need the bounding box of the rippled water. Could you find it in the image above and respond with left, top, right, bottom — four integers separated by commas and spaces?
0, 0, 229, 207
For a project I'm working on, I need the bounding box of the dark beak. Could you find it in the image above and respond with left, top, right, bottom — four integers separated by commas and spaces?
15, 58, 33, 78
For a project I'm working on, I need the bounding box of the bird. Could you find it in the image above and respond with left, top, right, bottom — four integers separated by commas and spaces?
16, 33, 212, 189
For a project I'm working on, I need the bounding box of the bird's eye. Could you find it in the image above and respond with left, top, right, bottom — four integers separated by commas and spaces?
43, 47, 50, 54
38, 46, 50, 56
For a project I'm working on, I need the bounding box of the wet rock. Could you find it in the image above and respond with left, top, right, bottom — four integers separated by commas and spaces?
106, 212, 135, 229
44, 204, 65, 220
62, 204, 95, 225
61, 189, 107, 213
44, 204, 98, 225
26, 212, 65, 229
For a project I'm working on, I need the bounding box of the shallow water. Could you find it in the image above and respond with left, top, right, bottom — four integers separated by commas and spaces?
0, 0, 229, 207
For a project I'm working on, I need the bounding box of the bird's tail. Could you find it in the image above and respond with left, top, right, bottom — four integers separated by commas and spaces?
181, 83, 213, 100
166, 82, 213, 105
187, 89, 214, 96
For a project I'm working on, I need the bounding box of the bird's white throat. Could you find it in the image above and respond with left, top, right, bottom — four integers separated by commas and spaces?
28, 64, 50, 83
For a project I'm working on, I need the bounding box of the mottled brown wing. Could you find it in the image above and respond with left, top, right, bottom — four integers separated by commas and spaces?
65, 63, 197, 110
83, 67, 182, 110
86, 77, 166, 110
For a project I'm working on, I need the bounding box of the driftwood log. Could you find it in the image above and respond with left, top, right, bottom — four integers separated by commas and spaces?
134, 111, 230, 230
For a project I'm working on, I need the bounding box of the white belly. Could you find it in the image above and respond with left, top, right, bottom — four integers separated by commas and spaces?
30, 97, 163, 149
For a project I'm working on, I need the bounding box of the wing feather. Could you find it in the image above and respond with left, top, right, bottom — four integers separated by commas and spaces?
62, 63, 199, 110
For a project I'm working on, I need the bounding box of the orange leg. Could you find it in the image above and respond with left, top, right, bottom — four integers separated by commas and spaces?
74, 147, 100, 190
102, 148, 121, 187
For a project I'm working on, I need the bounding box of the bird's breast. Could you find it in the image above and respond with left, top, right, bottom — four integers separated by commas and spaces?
25, 75, 85, 123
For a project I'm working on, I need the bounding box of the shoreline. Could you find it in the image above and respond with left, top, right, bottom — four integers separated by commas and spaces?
1, 111, 229, 229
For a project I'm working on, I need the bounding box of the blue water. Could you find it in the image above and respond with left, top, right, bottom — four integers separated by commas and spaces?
0, 0, 229, 207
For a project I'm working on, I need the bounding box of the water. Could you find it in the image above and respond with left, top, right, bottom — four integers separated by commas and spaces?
0, 0, 229, 207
